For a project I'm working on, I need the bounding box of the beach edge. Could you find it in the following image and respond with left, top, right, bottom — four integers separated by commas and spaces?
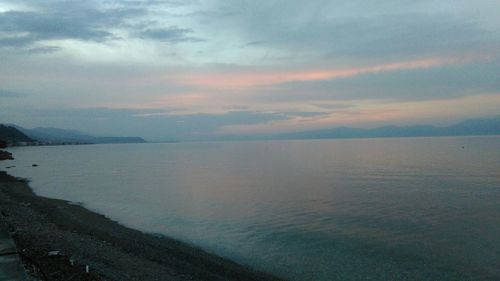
0, 170, 286, 281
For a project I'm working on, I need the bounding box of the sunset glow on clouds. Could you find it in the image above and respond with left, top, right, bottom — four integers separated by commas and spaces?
174, 56, 466, 90
0, 0, 499, 140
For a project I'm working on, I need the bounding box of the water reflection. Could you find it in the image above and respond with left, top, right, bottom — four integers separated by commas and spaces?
3, 137, 500, 280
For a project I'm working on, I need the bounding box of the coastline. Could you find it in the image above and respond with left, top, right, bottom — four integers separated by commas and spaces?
0, 170, 286, 281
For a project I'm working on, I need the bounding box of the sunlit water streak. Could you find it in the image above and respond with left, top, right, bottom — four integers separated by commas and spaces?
2, 136, 500, 281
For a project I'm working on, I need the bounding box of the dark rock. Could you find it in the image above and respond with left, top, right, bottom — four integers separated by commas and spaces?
0, 150, 13, 160
0, 171, 17, 182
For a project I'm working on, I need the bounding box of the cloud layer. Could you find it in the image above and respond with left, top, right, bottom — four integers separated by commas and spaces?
1, 0, 499, 140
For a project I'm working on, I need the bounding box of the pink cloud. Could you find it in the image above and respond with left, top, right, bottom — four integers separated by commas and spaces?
175, 56, 475, 91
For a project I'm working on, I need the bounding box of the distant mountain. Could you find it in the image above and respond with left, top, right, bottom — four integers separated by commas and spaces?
22, 127, 96, 143
270, 117, 500, 140
443, 118, 500, 136
91, 137, 147, 144
0, 124, 35, 144
4, 116, 499, 144
12, 126, 146, 144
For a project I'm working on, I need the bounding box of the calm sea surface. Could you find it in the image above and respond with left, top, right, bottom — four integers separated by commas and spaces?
2, 137, 500, 280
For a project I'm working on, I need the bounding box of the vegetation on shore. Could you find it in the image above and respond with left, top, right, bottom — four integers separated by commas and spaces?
0, 125, 34, 145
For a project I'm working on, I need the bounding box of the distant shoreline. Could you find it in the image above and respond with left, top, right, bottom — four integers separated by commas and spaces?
0, 169, 285, 280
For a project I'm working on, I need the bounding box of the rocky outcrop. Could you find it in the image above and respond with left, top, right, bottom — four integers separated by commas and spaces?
0, 150, 13, 160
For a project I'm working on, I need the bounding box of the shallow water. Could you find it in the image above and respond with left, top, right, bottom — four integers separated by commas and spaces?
2, 136, 500, 280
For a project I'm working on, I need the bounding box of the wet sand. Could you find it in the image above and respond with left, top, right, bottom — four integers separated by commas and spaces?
0, 170, 286, 281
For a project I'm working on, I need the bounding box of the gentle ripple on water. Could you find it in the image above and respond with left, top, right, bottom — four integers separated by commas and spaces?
2, 136, 500, 281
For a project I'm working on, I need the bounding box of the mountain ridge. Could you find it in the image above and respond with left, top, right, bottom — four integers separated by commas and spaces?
3, 116, 500, 143
267, 116, 500, 140
0, 124, 35, 144
5, 125, 147, 144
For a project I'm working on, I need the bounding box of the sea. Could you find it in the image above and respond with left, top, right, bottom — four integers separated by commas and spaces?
2, 136, 499, 281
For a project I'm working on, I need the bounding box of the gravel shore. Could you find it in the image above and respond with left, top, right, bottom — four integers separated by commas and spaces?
0, 170, 286, 281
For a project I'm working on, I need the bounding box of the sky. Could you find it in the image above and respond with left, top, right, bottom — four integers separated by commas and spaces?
0, 0, 499, 141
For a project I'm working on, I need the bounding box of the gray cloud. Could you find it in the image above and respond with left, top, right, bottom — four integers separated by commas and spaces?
138, 26, 204, 43
208, 1, 500, 62
5, 0, 497, 59
319, 14, 497, 60
241, 40, 265, 48
0, 1, 202, 49
0, 11, 113, 43
25, 46, 61, 54
0, 35, 35, 47
0, 89, 26, 98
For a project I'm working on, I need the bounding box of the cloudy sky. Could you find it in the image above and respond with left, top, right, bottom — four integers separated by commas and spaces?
1, 0, 499, 140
